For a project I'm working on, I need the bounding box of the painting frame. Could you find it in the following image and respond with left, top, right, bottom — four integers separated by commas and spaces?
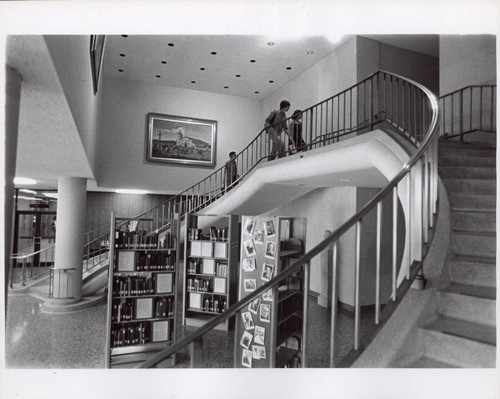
147, 112, 217, 167
89, 35, 105, 95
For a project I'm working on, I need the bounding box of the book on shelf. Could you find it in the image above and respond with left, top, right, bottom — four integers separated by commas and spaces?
190, 241, 202, 257
201, 241, 213, 257
117, 251, 135, 272
189, 293, 202, 309
135, 297, 153, 319
213, 277, 227, 294
156, 273, 173, 294
152, 320, 171, 342
214, 242, 227, 258
202, 259, 215, 275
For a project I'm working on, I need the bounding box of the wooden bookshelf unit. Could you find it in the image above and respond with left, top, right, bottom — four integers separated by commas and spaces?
183, 213, 239, 331
105, 213, 180, 368
234, 215, 306, 368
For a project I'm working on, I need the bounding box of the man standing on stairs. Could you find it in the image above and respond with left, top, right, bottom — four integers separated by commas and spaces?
264, 100, 294, 160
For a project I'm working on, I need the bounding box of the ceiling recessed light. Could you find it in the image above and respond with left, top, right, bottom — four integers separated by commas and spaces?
156, 75, 161, 78
254, 91, 259, 94
191, 81, 196, 84
286, 67, 292, 70
267, 42, 275, 46
121, 35, 128, 38
224, 86, 229, 89
250, 59, 256, 63
168, 43, 174, 47
14, 177, 37, 185
306, 51, 314, 55
115, 189, 149, 195
120, 53, 126, 57
161, 61, 167, 64
211, 51, 217, 55
236, 74, 241, 78
200, 67, 205, 71
118, 69, 124, 72
269, 80, 274, 83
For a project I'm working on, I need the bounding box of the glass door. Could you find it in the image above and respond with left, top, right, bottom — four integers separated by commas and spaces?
14, 211, 56, 268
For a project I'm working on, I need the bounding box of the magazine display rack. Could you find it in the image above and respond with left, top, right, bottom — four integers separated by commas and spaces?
105, 213, 180, 368
234, 215, 306, 368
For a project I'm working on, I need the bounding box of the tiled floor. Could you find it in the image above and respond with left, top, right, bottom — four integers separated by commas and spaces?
5, 288, 376, 369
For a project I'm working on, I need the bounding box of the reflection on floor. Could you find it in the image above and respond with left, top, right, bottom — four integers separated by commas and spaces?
6, 292, 376, 369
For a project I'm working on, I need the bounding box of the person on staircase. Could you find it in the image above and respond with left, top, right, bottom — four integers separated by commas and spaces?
264, 100, 295, 160
223, 151, 239, 193
290, 109, 306, 153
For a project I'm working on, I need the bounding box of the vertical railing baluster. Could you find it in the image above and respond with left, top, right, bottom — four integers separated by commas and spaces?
392, 186, 398, 301
302, 261, 310, 368
480, 86, 483, 131
329, 240, 338, 368
406, 173, 411, 278
460, 88, 464, 137
354, 220, 361, 350
375, 201, 382, 324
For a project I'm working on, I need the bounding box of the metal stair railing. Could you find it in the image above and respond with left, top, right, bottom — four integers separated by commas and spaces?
135, 70, 439, 368
440, 85, 496, 140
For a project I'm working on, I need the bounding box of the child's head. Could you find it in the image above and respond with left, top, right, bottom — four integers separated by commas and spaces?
279, 100, 291, 111
291, 110, 303, 120
229, 151, 236, 158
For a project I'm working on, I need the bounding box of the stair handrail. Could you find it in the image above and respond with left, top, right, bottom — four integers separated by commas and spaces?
136, 70, 439, 368
439, 84, 496, 140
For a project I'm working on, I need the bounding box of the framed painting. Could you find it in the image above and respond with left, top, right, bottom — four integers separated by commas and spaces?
89, 35, 106, 95
147, 113, 217, 167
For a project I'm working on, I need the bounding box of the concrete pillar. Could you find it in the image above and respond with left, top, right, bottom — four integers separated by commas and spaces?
52, 177, 87, 304
5, 66, 22, 308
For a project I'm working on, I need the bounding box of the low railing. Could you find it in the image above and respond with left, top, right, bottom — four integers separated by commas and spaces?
9, 246, 55, 288
136, 71, 439, 368
440, 85, 496, 140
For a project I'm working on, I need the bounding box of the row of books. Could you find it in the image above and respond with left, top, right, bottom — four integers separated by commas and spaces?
116, 251, 176, 272
187, 259, 228, 277
188, 226, 228, 242
189, 241, 227, 258
187, 276, 227, 294
110, 320, 172, 348
115, 230, 159, 249
189, 293, 227, 313
113, 273, 173, 296
112, 296, 174, 322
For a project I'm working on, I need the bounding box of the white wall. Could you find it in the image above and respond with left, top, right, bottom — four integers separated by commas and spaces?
440, 35, 496, 96
44, 35, 100, 173
261, 36, 358, 122
96, 77, 261, 193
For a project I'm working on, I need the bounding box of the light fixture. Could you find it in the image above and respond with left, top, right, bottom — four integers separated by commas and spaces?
267, 42, 275, 46
14, 177, 37, 185
19, 188, 37, 194
115, 189, 149, 195
43, 192, 58, 199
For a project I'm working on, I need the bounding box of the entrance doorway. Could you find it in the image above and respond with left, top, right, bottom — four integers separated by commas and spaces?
14, 211, 56, 268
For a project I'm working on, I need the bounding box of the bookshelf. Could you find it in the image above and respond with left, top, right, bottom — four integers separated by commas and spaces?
234, 215, 306, 368
183, 213, 239, 331
105, 213, 180, 368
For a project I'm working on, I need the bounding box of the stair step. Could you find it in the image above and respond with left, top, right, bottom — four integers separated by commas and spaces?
439, 166, 496, 179
448, 194, 496, 211
405, 356, 459, 368
424, 316, 496, 345
420, 323, 496, 367
451, 230, 496, 258
439, 139, 496, 150
438, 289, 496, 327
451, 210, 496, 232
439, 156, 496, 167
442, 178, 496, 195
445, 282, 496, 300
447, 254, 497, 288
